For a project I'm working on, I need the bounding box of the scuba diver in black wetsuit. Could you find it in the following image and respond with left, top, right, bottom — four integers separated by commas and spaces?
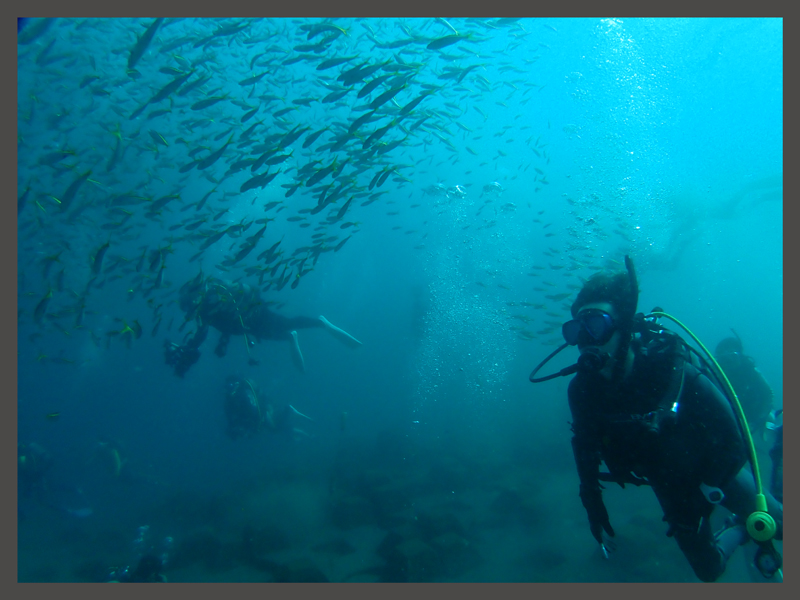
164, 273, 362, 377
714, 331, 775, 446
223, 375, 312, 441
713, 331, 783, 505
528, 256, 783, 582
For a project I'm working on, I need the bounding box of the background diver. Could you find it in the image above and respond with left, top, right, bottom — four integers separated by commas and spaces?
713, 329, 782, 505
529, 256, 782, 582
713, 330, 775, 446
105, 525, 173, 583
165, 273, 362, 377
223, 375, 312, 440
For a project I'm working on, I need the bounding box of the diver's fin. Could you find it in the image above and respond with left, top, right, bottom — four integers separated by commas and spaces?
290, 330, 305, 373
288, 404, 313, 421
319, 315, 362, 347
291, 428, 313, 441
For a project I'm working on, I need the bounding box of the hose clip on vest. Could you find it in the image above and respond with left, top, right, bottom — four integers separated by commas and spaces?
745, 494, 777, 542
699, 482, 724, 504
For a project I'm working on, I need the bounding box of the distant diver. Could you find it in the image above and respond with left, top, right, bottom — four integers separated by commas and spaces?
713, 330, 782, 506
713, 330, 775, 446
223, 375, 312, 440
165, 273, 362, 377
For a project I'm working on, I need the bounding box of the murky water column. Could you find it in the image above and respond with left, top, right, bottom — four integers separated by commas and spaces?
412, 190, 514, 424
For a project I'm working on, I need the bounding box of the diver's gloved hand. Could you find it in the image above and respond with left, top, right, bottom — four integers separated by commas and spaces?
174, 347, 200, 377
599, 531, 616, 559
580, 483, 615, 546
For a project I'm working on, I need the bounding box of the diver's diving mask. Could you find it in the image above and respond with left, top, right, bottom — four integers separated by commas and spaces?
530, 255, 638, 384
563, 309, 616, 347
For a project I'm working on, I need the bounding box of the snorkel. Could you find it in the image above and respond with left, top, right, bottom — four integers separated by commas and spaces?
609, 255, 638, 381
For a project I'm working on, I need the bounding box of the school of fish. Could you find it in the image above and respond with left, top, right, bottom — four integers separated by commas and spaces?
19, 17, 635, 361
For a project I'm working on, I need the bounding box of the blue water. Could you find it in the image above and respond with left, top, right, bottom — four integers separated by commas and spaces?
17, 18, 782, 582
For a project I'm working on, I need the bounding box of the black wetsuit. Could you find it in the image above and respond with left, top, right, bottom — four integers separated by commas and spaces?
714, 352, 774, 442
224, 378, 263, 439
224, 378, 291, 440
167, 276, 324, 374
568, 336, 783, 582
193, 277, 323, 343
715, 350, 782, 503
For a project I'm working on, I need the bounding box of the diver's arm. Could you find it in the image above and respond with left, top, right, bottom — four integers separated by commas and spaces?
569, 380, 614, 545
750, 364, 775, 416
186, 322, 209, 349
572, 434, 602, 488
572, 433, 615, 545
568, 379, 603, 489
166, 323, 208, 377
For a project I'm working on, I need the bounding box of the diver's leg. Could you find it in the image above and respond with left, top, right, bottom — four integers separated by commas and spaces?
654, 485, 733, 582
671, 514, 739, 582
291, 428, 313, 440
318, 315, 362, 347
270, 406, 311, 440
290, 331, 305, 373
719, 466, 783, 580
283, 315, 325, 330
719, 467, 783, 539
288, 405, 313, 421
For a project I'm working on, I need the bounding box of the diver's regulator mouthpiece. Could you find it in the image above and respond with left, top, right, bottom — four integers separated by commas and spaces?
529, 329, 613, 382
577, 347, 609, 373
